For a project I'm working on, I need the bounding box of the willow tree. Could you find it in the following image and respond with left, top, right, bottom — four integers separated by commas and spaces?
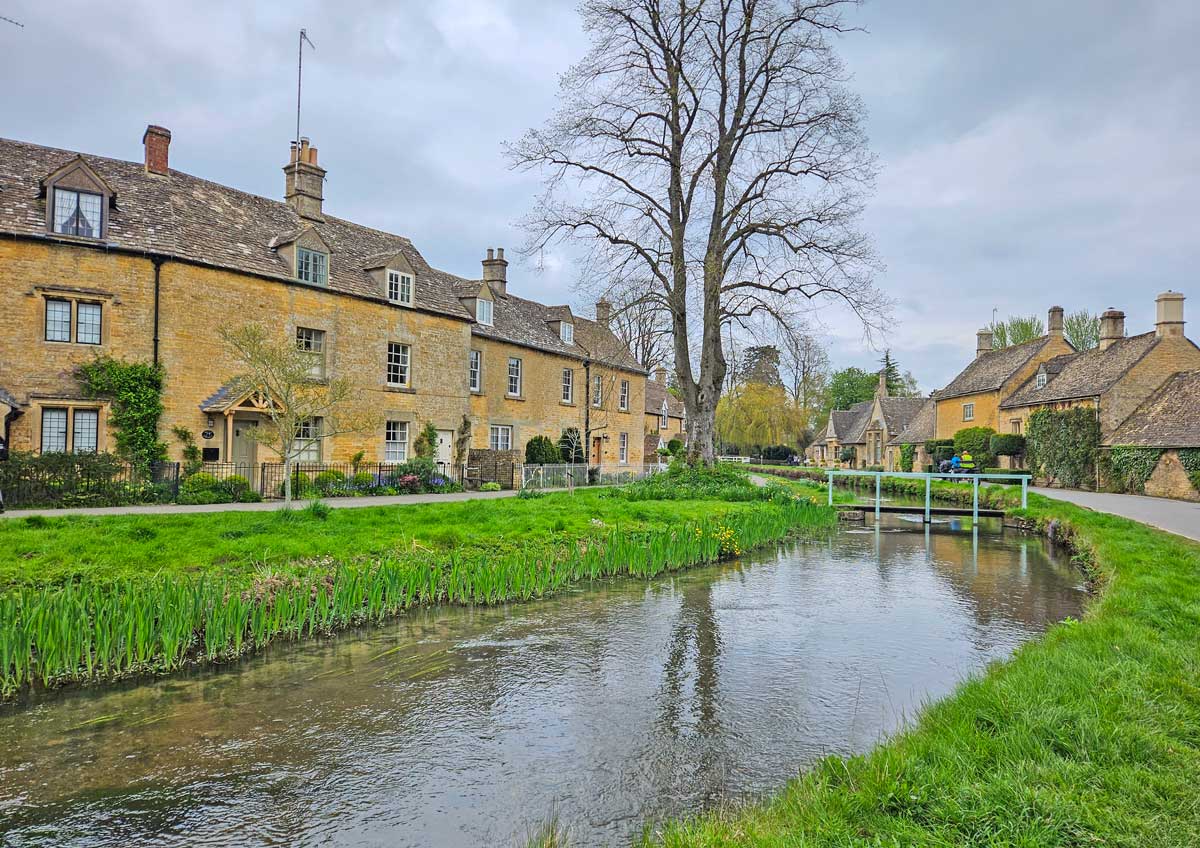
510, 0, 882, 464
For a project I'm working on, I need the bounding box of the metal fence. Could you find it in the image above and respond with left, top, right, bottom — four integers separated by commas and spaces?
254, 461, 463, 498
519, 462, 666, 490
0, 459, 180, 510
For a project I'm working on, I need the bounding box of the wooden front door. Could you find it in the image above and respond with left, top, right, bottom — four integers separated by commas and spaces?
590, 436, 602, 465
436, 429, 454, 467
232, 418, 258, 467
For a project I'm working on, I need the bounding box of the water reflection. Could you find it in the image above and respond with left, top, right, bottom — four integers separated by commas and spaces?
0, 518, 1085, 848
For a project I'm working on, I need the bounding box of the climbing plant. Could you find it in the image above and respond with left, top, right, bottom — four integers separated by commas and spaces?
76, 357, 167, 470
413, 421, 440, 459
1025, 407, 1100, 488
1106, 446, 1164, 494
1178, 448, 1200, 494
899, 443, 915, 472
172, 426, 204, 477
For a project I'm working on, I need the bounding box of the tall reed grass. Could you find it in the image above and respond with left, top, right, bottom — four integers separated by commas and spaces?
0, 500, 832, 698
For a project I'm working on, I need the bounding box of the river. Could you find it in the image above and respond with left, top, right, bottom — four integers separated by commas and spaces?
0, 517, 1085, 847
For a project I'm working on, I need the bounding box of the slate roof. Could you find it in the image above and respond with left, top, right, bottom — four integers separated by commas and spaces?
878, 397, 927, 437
1108, 371, 1200, 448
938, 336, 1061, 400
831, 400, 874, 445
888, 398, 936, 446
0, 135, 645, 373
1000, 332, 1160, 408
644, 378, 686, 419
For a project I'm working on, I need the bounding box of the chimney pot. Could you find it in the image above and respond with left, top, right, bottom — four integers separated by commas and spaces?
497, 247, 504, 260
1048, 306, 1064, 337
142, 124, 171, 176
283, 137, 326, 221
1155, 290, 1185, 339
307, 146, 318, 165
976, 327, 994, 358
482, 246, 508, 295
1099, 308, 1126, 350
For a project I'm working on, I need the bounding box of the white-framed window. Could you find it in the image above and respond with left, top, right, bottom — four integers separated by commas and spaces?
295, 417, 322, 461
592, 375, 603, 407
489, 424, 513, 451
619, 379, 630, 411
1011, 419, 1022, 435
72, 409, 98, 453
45, 298, 72, 342
387, 342, 411, 387
296, 247, 329, 285
507, 357, 522, 396
619, 432, 629, 464
52, 188, 103, 238
560, 322, 574, 344
76, 302, 102, 345
561, 368, 573, 403
387, 270, 413, 306
476, 299, 494, 326
385, 420, 409, 462
962, 402, 975, 422
296, 327, 326, 379
40, 407, 68, 453
1035, 372, 1047, 389
469, 349, 482, 392
660, 401, 669, 429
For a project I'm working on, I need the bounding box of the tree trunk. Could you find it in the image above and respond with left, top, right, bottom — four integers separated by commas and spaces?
283, 453, 293, 504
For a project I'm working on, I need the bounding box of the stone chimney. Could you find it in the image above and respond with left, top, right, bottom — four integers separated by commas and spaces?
655, 366, 667, 384
1048, 305, 1064, 338
1099, 308, 1126, 350
482, 247, 508, 296
1156, 290, 1185, 338
143, 125, 171, 176
595, 298, 612, 328
976, 328, 994, 358
876, 369, 888, 398
283, 137, 326, 222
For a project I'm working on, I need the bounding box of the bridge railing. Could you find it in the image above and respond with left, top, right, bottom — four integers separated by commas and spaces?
823, 469, 1029, 523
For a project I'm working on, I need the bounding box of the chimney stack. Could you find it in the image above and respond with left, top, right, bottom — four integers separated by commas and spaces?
876, 369, 888, 398
595, 298, 612, 328
143, 125, 171, 176
1155, 291, 1185, 339
1048, 306, 1064, 338
976, 328, 994, 358
1099, 308, 1126, 350
655, 366, 667, 384
481, 247, 508, 295
283, 136, 326, 222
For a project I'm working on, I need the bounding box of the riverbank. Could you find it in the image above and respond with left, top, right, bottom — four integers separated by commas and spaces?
647, 492, 1200, 846
0, 470, 835, 700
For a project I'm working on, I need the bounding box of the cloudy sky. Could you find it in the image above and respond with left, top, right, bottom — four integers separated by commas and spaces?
2, 1, 1197, 389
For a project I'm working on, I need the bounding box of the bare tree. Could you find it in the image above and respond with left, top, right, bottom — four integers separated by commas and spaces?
606, 291, 674, 368
778, 319, 830, 414
220, 325, 379, 503
510, 0, 884, 463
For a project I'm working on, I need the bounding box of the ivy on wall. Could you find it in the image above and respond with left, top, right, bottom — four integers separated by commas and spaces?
76, 357, 167, 470
1025, 407, 1100, 488
899, 443, 915, 472
1105, 447, 1164, 494
1179, 448, 1200, 494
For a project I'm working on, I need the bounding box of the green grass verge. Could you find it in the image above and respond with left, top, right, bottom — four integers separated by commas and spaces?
646, 494, 1200, 846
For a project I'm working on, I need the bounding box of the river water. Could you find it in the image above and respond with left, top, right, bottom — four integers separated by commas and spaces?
0, 518, 1085, 847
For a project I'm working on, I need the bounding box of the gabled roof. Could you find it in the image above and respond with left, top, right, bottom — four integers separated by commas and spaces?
831, 400, 874, 445
1108, 371, 1200, 448
878, 397, 927, 437
644, 378, 685, 418
938, 336, 1063, 400
1000, 332, 1160, 408
887, 398, 936, 446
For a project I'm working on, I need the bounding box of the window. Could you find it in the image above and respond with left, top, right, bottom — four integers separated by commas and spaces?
476, 299, 494, 326
1011, 419, 1022, 435
296, 327, 326, 379
661, 401, 669, 429
561, 368, 574, 403
619, 380, 630, 411
52, 188, 102, 238
619, 432, 629, 464
45, 298, 71, 342
469, 349, 482, 392
387, 342, 411, 387
40, 408, 68, 453
387, 270, 413, 305
296, 247, 328, 285
560, 323, 574, 344
507, 357, 522, 396
1035, 371, 1047, 389
385, 421, 409, 462
72, 409, 98, 453
76, 302, 102, 345
489, 424, 513, 451
962, 402, 975, 422
295, 418, 322, 461
592, 375, 603, 407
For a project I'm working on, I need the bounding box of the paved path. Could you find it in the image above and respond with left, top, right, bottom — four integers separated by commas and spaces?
0, 488, 520, 520
1031, 487, 1200, 542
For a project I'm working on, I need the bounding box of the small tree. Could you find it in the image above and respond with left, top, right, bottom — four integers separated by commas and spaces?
219, 325, 378, 502
525, 435, 563, 465
1064, 310, 1101, 351
413, 421, 439, 459
454, 415, 473, 468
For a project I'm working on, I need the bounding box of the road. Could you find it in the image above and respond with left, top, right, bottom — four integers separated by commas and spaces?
1031, 487, 1200, 542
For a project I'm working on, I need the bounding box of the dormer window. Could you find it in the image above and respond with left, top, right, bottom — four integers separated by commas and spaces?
52, 189, 103, 238
477, 298, 494, 326
388, 270, 413, 306
297, 247, 328, 285
560, 322, 574, 344
1036, 371, 1047, 389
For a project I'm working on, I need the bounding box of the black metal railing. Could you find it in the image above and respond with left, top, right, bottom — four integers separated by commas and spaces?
0, 458, 180, 509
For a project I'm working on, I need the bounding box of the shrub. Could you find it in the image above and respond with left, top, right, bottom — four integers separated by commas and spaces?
313, 469, 347, 495
760, 444, 794, 461
413, 421, 439, 459
525, 435, 563, 465
179, 489, 222, 506
666, 438, 684, 456
838, 446, 856, 463
388, 458, 436, 486
180, 472, 219, 496
990, 433, 1026, 457
237, 489, 263, 503
278, 470, 313, 499
219, 474, 252, 501
480, 481, 502, 492
351, 471, 376, 490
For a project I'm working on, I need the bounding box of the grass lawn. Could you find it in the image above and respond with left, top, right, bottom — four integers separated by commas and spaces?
0, 490, 768, 588
646, 494, 1200, 847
